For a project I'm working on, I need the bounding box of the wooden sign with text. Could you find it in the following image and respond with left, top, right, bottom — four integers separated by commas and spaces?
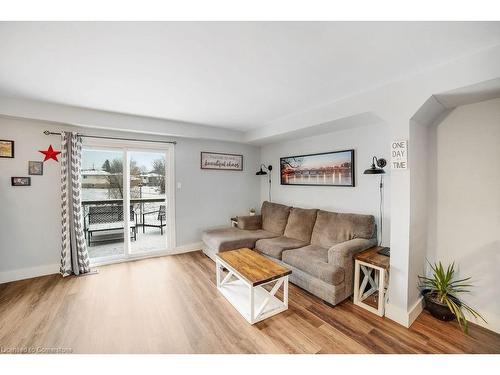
391, 140, 408, 170
200, 151, 243, 171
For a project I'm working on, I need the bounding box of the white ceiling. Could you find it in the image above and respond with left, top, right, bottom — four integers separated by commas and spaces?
1, 22, 500, 131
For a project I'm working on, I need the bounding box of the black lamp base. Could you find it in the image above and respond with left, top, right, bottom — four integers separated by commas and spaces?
377, 247, 390, 257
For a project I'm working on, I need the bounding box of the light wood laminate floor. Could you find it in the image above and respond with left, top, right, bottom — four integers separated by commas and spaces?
1, 251, 499, 354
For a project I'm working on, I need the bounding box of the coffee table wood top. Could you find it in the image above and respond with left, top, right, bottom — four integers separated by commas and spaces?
216, 248, 291, 287
355, 246, 390, 270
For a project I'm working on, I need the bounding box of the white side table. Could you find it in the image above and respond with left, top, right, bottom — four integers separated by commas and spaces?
353, 247, 390, 317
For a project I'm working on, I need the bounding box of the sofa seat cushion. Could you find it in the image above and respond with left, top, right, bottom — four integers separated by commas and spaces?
282, 245, 345, 286
283, 207, 318, 242
202, 227, 277, 252
261, 201, 292, 235
255, 236, 307, 260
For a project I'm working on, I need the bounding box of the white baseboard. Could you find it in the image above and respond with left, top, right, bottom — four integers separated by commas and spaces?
169, 241, 203, 255
0, 263, 60, 285
0, 242, 203, 284
385, 303, 410, 327
408, 296, 424, 326
385, 296, 424, 328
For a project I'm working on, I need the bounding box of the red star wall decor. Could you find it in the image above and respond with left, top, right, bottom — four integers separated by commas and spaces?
39, 145, 61, 162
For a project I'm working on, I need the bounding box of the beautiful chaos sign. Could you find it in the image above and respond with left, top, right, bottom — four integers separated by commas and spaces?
200, 152, 243, 171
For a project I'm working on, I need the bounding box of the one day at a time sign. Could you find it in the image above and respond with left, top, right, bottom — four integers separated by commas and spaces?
391, 140, 408, 170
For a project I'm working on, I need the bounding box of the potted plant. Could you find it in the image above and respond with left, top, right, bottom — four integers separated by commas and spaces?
418, 261, 486, 333
249, 208, 256, 216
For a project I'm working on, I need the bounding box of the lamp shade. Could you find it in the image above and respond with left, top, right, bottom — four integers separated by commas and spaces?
256, 167, 267, 175
364, 156, 386, 175
363, 165, 385, 174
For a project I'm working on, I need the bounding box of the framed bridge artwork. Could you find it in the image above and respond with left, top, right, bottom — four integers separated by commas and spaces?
280, 149, 355, 187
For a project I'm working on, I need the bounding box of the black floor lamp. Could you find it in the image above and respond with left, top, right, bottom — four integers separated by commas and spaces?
363, 156, 389, 256
256, 164, 273, 202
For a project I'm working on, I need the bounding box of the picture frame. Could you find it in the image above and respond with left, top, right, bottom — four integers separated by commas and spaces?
0, 139, 14, 158
11, 177, 31, 186
280, 149, 355, 187
200, 151, 243, 171
28, 161, 44, 175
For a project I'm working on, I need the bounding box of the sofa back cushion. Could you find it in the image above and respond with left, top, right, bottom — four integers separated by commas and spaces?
283, 207, 318, 242
261, 201, 292, 234
310, 210, 375, 248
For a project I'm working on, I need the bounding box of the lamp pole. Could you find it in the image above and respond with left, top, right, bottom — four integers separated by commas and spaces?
363, 156, 387, 248
256, 164, 273, 202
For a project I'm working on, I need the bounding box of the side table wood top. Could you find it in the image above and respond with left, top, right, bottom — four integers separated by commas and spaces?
355, 246, 390, 270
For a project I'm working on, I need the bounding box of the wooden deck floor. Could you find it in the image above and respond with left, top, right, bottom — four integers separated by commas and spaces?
0, 251, 499, 354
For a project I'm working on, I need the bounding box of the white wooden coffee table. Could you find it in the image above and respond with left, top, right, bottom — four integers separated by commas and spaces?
215, 248, 291, 324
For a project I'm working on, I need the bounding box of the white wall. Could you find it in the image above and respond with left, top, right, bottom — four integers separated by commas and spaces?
0, 118, 62, 281
0, 95, 245, 143
427, 98, 500, 333
408, 118, 431, 317
260, 123, 391, 246
0, 116, 261, 282
174, 137, 261, 243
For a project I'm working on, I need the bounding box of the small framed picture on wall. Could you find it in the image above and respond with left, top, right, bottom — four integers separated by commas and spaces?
28, 161, 44, 175
11, 177, 31, 186
0, 139, 14, 158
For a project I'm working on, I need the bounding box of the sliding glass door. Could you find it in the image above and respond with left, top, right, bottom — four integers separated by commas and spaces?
128, 150, 167, 254
81, 148, 126, 259
81, 141, 174, 264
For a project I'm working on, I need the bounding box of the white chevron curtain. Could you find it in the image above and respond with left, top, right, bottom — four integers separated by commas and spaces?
60, 131, 91, 276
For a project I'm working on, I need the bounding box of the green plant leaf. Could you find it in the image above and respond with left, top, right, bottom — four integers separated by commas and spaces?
419, 259, 485, 334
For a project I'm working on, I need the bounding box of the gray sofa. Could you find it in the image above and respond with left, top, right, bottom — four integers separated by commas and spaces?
202, 201, 377, 306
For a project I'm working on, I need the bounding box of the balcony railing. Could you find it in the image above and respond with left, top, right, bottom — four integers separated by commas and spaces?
82, 198, 166, 246
82, 197, 165, 206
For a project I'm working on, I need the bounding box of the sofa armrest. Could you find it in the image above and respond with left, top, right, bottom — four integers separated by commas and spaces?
236, 215, 262, 230
328, 238, 377, 295
328, 238, 377, 267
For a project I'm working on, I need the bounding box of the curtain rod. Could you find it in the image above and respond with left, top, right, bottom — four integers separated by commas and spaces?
43, 130, 177, 145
